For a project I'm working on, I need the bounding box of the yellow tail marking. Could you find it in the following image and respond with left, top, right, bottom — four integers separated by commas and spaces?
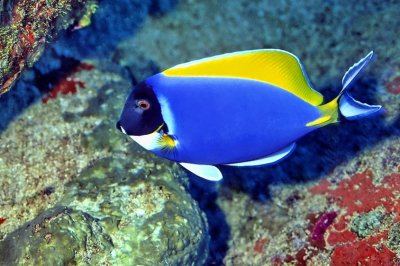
307, 96, 340, 127
163, 49, 324, 106
306, 116, 331, 127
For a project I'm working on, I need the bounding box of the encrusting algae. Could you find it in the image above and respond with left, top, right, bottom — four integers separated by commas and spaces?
0, 0, 97, 95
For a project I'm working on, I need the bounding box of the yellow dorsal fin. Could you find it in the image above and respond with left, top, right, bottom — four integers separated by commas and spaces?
163, 49, 324, 105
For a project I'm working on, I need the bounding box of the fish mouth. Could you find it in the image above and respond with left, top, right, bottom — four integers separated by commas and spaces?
116, 121, 123, 133
116, 122, 128, 135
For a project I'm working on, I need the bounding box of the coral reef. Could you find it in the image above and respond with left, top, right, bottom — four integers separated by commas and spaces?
309, 171, 400, 265
62, 157, 208, 265
0, 158, 209, 265
1, 0, 400, 264
0, 0, 96, 95
0, 207, 114, 265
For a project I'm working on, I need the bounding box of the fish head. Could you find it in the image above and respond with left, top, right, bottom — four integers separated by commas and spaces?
117, 81, 164, 136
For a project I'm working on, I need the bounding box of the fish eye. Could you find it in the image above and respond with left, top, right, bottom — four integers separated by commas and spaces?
137, 99, 151, 110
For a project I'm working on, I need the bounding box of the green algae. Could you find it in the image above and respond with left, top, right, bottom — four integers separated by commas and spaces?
0, 156, 209, 265
61, 156, 209, 265
350, 208, 386, 238
388, 222, 400, 254
0, 207, 113, 265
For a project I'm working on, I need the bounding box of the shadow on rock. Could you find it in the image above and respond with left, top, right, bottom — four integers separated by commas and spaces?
188, 174, 230, 266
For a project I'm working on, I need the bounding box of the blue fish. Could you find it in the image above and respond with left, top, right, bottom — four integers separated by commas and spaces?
117, 49, 381, 181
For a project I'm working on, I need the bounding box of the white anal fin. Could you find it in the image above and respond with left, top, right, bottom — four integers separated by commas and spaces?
179, 163, 223, 181
225, 143, 296, 167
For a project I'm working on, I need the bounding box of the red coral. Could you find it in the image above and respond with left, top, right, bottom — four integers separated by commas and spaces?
42, 79, 85, 104
309, 171, 400, 264
331, 231, 396, 266
77, 63, 95, 71
253, 238, 268, 254
310, 171, 400, 217
21, 24, 35, 46
42, 63, 94, 104
386, 76, 400, 95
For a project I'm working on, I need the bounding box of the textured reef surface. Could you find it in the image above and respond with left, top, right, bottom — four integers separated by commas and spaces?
1, 0, 400, 265
0, 0, 97, 95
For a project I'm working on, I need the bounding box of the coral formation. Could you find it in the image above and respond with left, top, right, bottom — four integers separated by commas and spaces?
0, 158, 209, 265
386, 76, 400, 95
0, 207, 114, 265
309, 171, 400, 265
62, 157, 209, 265
350, 208, 386, 238
41, 63, 93, 103
0, 0, 97, 95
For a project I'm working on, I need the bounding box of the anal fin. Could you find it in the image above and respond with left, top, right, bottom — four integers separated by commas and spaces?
179, 163, 223, 181
225, 143, 296, 167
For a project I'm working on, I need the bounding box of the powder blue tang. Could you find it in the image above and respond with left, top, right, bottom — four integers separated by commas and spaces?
117, 49, 382, 181
146, 74, 320, 165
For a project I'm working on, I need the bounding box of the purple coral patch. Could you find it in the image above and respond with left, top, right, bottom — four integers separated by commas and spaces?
311, 211, 337, 242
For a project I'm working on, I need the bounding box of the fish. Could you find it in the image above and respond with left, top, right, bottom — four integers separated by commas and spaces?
116, 49, 382, 181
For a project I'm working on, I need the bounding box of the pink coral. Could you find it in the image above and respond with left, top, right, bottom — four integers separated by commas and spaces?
386, 76, 400, 95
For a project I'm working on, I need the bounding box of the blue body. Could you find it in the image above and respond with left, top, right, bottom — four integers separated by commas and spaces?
146, 74, 322, 165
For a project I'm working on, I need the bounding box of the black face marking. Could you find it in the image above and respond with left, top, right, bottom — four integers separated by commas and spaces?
117, 81, 164, 136
161, 123, 169, 134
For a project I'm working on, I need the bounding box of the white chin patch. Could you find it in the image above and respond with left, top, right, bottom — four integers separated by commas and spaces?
120, 126, 160, 151
129, 132, 161, 151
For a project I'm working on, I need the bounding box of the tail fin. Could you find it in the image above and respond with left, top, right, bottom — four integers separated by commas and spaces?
310, 51, 382, 126
337, 51, 382, 120
338, 92, 382, 120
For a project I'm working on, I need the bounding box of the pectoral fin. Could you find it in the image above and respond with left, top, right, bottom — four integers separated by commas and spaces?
179, 163, 223, 181
225, 143, 296, 167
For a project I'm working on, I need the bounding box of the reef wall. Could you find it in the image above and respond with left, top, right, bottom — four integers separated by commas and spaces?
0, 0, 96, 95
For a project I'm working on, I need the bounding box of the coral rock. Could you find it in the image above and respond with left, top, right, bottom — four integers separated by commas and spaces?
0, 0, 97, 95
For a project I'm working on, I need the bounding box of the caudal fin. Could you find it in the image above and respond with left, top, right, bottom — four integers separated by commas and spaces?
309, 51, 382, 127
338, 51, 382, 120
339, 92, 382, 120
